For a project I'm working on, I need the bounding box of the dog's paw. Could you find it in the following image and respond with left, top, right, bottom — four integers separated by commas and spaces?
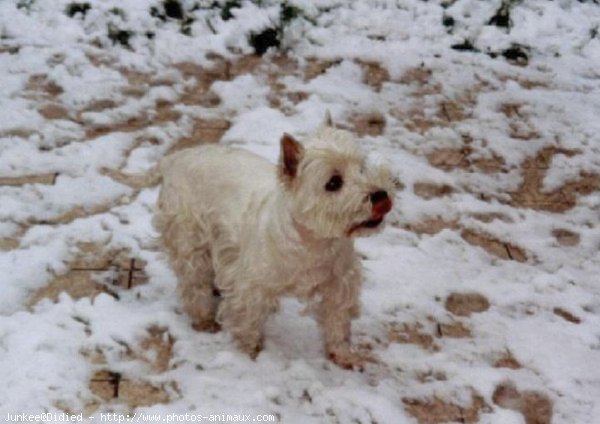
237, 339, 264, 360
192, 320, 221, 333
328, 347, 377, 371
249, 342, 263, 360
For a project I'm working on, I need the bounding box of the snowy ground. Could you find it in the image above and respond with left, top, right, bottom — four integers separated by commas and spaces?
1, 0, 600, 423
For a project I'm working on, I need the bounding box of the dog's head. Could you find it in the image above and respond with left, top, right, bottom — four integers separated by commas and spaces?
278, 115, 395, 239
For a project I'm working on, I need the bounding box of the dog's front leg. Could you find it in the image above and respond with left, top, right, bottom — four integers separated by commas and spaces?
218, 284, 278, 359
318, 266, 373, 370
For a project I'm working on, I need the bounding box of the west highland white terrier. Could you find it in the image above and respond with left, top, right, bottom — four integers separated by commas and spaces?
154, 116, 395, 369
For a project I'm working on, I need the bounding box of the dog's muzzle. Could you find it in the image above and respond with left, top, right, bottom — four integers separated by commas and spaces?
348, 190, 393, 234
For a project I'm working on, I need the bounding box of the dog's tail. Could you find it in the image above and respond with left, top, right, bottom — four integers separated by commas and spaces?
100, 164, 162, 189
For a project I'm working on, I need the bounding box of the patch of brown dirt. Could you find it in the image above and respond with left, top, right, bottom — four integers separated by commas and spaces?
510, 147, 600, 213
403, 392, 490, 424
413, 182, 454, 199
352, 112, 386, 137
493, 382, 553, 424
85, 105, 181, 140
70, 242, 129, 269
119, 380, 172, 408
178, 55, 302, 113
470, 212, 513, 224
426, 147, 471, 170
175, 61, 226, 106
89, 371, 171, 410
388, 322, 438, 351
393, 78, 478, 130
304, 58, 341, 81
175, 60, 224, 85
136, 326, 175, 373
268, 54, 300, 75
168, 118, 230, 153
437, 320, 471, 338
392, 108, 437, 134
119, 69, 154, 87
0, 172, 58, 186
559, 173, 600, 208
89, 371, 120, 402
551, 228, 580, 247
553, 307, 581, 324
70, 243, 148, 289
0, 237, 19, 251
80, 347, 107, 365
82, 327, 175, 412
426, 146, 505, 173
27, 243, 148, 307
27, 270, 116, 308
268, 89, 309, 112
31, 200, 122, 226
445, 292, 490, 317
356, 60, 390, 91
438, 100, 468, 123
84, 116, 148, 139
399, 67, 433, 86
25, 74, 64, 99
0, 128, 36, 138
86, 244, 147, 287
180, 87, 222, 108
494, 351, 522, 369
227, 54, 263, 79
471, 154, 506, 173
176, 54, 266, 86
404, 218, 458, 235
499, 103, 523, 119
0, 227, 27, 251
499, 103, 540, 140
39, 103, 70, 120
285, 91, 310, 105
81, 99, 119, 113
496, 74, 550, 90
461, 229, 528, 262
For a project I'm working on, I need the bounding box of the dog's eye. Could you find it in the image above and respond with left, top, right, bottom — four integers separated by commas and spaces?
325, 175, 343, 192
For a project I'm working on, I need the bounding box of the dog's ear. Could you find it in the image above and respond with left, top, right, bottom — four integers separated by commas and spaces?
279, 133, 304, 180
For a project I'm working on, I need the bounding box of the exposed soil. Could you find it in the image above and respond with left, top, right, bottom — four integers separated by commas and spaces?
403, 392, 490, 424
493, 381, 553, 424
388, 322, 438, 351
445, 292, 490, 317
352, 112, 386, 137
461, 229, 528, 262
509, 147, 600, 213
27, 243, 148, 307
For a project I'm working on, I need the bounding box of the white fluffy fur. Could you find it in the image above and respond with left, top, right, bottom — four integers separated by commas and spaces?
154, 123, 395, 369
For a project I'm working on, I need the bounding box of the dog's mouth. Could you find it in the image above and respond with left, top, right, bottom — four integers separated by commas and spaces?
347, 195, 393, 236
347, 217, 384, 235
362, 217, 384, 228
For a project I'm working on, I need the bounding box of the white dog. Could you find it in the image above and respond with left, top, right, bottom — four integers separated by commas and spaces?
154, 117, 394, 369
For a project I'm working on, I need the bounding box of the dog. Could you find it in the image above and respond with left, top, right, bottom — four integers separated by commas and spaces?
153, 115, 395, 369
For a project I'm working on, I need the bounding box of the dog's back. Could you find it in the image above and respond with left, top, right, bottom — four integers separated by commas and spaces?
158, 144, 276, 233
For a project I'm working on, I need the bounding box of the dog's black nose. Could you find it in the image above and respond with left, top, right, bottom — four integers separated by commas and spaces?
369, 190, 388, 204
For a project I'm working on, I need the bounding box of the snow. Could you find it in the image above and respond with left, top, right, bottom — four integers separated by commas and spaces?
1, 0, 600, 423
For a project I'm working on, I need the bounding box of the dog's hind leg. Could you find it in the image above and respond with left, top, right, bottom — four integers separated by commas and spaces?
177, 247, 220, 333
155, 208, 220, 332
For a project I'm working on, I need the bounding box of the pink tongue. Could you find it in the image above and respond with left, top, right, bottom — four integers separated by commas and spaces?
372, 198, 392, 219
